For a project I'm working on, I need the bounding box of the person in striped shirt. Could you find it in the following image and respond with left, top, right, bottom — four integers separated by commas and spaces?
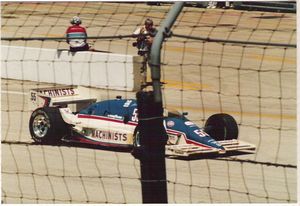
66, 16, 89, 52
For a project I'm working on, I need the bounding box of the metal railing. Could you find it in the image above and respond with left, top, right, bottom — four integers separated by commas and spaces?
233, 1, 296, 13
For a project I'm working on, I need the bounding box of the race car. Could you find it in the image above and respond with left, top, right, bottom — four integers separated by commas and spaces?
28, 86, 256, 157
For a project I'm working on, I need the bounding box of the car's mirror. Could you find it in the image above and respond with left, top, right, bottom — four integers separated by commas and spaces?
182, 112, 188, 116
123, 115, 129, 123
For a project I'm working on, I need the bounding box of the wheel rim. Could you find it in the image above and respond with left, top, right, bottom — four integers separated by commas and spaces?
32, 114, 50, 138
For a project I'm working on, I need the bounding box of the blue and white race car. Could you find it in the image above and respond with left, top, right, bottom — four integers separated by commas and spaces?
28, 86, 256, 157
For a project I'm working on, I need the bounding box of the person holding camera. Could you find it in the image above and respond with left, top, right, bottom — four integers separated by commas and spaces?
132, 18, 157, 56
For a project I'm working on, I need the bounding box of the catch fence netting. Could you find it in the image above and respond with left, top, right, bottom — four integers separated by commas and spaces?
1, 2, 297, 203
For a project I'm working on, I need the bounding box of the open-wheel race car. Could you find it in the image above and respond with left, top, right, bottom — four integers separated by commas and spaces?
28, 86, 256, 157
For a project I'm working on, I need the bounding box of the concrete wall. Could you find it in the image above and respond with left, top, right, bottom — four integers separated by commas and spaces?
1, 46, 142, 91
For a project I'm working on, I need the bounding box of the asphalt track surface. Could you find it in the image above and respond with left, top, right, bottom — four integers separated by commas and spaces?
1, 2, 297, 203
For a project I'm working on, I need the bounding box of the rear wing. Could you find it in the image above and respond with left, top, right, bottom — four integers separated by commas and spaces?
29, 86, 97, 112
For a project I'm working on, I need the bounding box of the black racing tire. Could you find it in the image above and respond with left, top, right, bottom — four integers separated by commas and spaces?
131, 127, 142, 159
204, 113, 238, 141
133, 127, 141, 148
29, 107, 68, 144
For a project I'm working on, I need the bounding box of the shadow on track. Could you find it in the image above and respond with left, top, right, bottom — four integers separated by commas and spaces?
2, 140, 255, 160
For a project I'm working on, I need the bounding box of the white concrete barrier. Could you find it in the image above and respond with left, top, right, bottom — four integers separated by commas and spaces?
1, 46, 142, 91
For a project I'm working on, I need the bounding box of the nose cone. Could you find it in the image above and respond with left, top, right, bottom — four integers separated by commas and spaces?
218, 149, 226, 154
165, 117, 227, 151
187, 128, 226, 151
206, 138, 225, 150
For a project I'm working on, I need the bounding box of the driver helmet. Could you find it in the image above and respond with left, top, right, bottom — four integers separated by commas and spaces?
70, 16, 82, 25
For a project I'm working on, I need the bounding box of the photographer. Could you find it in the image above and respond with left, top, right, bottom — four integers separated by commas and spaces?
132, 18, 157, 56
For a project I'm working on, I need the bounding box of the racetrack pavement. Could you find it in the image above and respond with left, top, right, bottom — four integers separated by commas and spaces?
1, 2, 297, 203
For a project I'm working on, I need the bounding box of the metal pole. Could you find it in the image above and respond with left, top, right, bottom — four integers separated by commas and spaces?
149, 2, 185, 103
135, 91, 168, 203
131, 2, 184, 204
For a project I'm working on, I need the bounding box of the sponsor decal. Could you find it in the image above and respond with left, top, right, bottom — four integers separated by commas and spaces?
61, 107, 72, 113
107, 114, 123, 120
167, 120, 175, 127
91, 130, 127, 142
184, 121, 195, 126
123, 100, 132, 107
208, 139, 221, 147
39, 88, 75, 97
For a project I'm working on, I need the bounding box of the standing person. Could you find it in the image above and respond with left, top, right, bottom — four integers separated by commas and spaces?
132, 18, 158, 86
66, 16, 89, 52
133, 18, 157, 56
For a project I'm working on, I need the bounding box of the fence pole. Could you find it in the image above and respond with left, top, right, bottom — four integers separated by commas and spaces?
135, 91, 168, 203
132, 2, 184, 203
150, 2, 184, 103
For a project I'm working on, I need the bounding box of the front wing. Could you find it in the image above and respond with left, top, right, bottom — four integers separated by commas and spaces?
165, 139, 256, 157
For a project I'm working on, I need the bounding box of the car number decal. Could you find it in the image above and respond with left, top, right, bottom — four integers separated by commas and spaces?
131, 108, 138, 122
194, 129, 208, 137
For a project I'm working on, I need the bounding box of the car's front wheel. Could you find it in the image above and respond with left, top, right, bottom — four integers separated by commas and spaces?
29, 107, 68, 144
204, 113, 238, 141
133, 128, 141, 148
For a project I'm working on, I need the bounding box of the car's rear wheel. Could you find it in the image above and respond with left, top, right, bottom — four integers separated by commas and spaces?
29, 107, 68, 144
204, 113, 238, 141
